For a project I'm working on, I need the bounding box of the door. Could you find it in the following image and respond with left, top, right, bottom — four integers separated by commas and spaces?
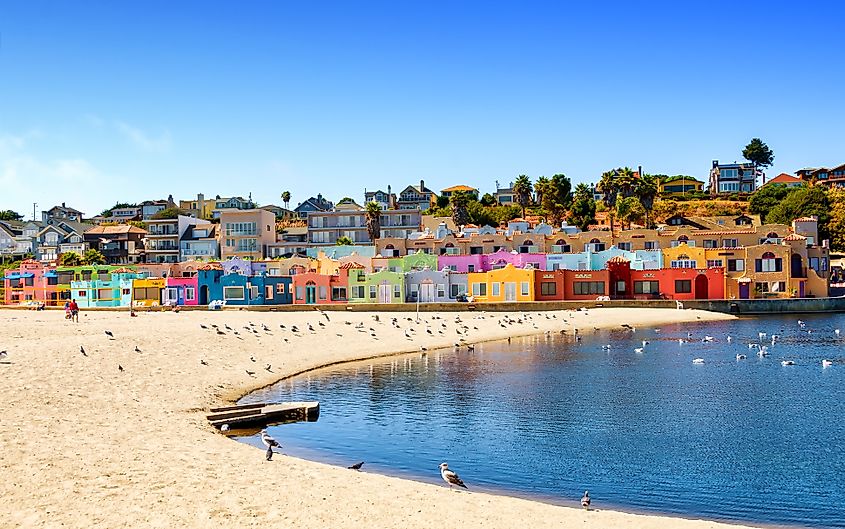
505, 282, 517, 301
199, 285, 209, 305
419, 282, 435, 302
799, 281, 805, 298
694, 274, 709, 299
306, 285, 316, 304
378, 283, 391, 304
739, 282, 749, 299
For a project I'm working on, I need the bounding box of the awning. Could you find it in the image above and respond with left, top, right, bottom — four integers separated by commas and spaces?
4, 272, 34, 279
737, 277, 752, 283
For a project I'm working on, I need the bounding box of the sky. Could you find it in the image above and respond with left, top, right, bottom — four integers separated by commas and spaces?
1, 1, 843, 219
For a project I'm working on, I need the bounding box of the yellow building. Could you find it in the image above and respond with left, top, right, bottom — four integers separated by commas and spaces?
658, 175, 704, 196
179, 193, 216, 219
468, 264, 535, 302
132, 277, 166, 307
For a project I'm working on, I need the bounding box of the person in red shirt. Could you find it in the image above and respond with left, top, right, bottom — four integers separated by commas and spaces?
69, 299, 79, 323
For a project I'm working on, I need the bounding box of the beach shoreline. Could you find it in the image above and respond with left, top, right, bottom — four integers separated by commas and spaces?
1, 306, 774, 529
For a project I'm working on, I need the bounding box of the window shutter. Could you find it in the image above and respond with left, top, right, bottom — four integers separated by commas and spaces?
755, 260, 762, 273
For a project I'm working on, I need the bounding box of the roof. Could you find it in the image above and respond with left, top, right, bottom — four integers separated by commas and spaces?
339, 262, 365, 269
794, 216, 818, 222
607, 256, 630, 264
111, 267, 136, 274
660, 175, 704, 184
784, 233, 807, 241
84, 225, 147, 235
46, 204, 83, 214
764, 173, 803, 186
441, 185, 479, 193
421, 216, 457, 233
182, 224, 217, 240
197, 262, 223, 271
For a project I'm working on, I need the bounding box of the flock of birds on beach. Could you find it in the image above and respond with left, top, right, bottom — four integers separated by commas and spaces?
1, 307, 838, 512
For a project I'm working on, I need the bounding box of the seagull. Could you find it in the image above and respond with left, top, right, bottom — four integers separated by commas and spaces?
265, 446, 274, 461
348, 461, 364, 471
79, 346, 87, 357
118, 364, 124, 372
642, 340, 650, 347
261, 429, 281, 450
439, 462, 468, 489
245, 370, 256, 377
692, 358, 705, 364
581, 490, 591, 509
200, 324, 208, 329
265, 364, 272, 372
702, 336, 714, 343
727, 336, 732, 343
634, 348, 644, 354
220, 424, 230, 432
104, 330, 114, 338
134, 346, 141, 353
200, 359, 209, 366
781, 360, 795, 366
822, 359, 833, 368
736, 354, 746, 360
836, 329, 841, 337
216, 330, 226, 336
0, 350, 7, 360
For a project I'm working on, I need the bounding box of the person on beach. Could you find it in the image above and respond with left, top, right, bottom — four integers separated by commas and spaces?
64, 300, 71, 320
69, 299, 79, 323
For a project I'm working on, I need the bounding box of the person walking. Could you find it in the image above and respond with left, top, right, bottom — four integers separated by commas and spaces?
69, 299, 79, 323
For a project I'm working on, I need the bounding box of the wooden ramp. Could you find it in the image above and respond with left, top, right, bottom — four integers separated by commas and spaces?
207, 401, 319, 430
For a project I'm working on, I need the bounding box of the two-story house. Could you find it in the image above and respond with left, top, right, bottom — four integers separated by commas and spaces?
211, 195, 256, 219
41, 203, 84, 224
180, 223, 219, 261
179, 193, 216, 219
219, 209, 276, 260
796, 163, 845, 186
140, 196, 176, 220
709, 160, 759, 195
294, 194, 334, 218
308, 210, 422, 245
495, 182, 516, 205
440, 185, 479, 201
83, 225, 147, 264
145, 215, 205, 263
364, 186, 396, 210
36, 219, 90, 262
397, 180, 437, 210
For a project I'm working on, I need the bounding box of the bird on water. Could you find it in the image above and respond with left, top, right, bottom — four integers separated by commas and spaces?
439, 462, 468, 489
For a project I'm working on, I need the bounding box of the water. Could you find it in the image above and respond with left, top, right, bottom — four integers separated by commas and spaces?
238, 314, 845, 528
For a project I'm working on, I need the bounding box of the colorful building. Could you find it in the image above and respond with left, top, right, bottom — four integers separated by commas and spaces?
71, 268, 142, 308
132, 277, 166, 307
467, 264, 536, 303
2, 260, 59, 305
291, 271, 348, 305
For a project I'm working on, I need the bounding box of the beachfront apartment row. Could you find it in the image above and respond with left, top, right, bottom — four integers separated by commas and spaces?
2, 227, 831, 307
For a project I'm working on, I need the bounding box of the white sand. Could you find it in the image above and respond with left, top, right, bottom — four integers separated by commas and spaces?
0, 307, 760, 529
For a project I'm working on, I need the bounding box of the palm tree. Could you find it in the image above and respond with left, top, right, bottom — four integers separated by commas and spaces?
512, 174, 533, 219
616, 166, 638, 199
597, 170, 619, 232
365, 201, 381, 242
534, 176, 550, 208
281, 191, 291, 210
635, 174, 659, 228
450, 190, 471, 227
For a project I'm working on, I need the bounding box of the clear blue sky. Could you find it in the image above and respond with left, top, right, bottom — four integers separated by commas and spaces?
1, 1, 843, 218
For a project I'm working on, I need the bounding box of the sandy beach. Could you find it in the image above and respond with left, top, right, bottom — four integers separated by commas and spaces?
0, 306, 760, 529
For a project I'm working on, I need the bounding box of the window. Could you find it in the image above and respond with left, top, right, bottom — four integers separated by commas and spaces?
722, 239, 738, 248
706, 259, 723, 268
248, 285, 258, 299
369, 285, 376, 298
450, 284, 466, 297
718, 181, 740, 193
675, 280, 692, 294
644, 241, 659, 250
615, 281, 626, 293
521, 282, 530, 296
223, 286, 245, 300
437, 284, 445, 298
634, 280, 660, 294
467, 264, 475, 273
670, 255, 697, 268
319, 286, 327, 300
617, 242, 632, 251
822, 257, 829, 271
703, 240, 718, 249
276, 283, 285, 294
809, 257, 819, 271
492, 283, 500, 296
540, 282, 556, 296
296, 286, 303, 300
332, 287, 347, 301
265, 285, 273, 299
573, 281, 605, 295
470, 246, 483, 255
471, 282, 487, 296
727, 259, 745, 272
352, 286, 365, 299
756, 252, 782, 272
394, 285, 401, 298
185, 287, 195, 301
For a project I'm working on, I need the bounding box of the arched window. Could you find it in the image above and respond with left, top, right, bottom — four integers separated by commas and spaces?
678, 235, 689, 242
555, 239, 565, 245
523, 240, 534, 246
590, 238, 600, 244
767, 233, 779, 239
758, 251, 781, 272
762, 251, 776, 259
385, 244, 394, 249
670, 254, 696, 269
445, 242, 454, 247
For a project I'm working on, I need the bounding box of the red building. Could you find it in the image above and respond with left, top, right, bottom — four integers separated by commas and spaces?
608, 256, 724, 300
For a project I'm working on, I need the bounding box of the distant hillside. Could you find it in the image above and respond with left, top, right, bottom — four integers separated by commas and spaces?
652, 199, 749, 223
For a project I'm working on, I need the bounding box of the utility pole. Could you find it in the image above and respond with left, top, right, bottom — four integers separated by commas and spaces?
33, 203, 37, 221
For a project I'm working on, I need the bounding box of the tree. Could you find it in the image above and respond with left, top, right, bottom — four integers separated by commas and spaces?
151, 207, 190, 220
534, 176, 550, 207
59, 252, 82, 267
826, 187, 845, 251
479, 193, 496, 207
615, 167, 638, 199
597, 170, 620, 232
450, 190, 472, 227
568, 183, 596, 231
512, 174, 533, 219
82, 249, 106, 265
281, 191, 291, 209
743, 138, 775, 169
537, 174, 573, 226
749, 184, 795, 220
467, 201, 496, 227
0, 210, 23, 221
335, 236, 353, 246
365, 201, 381, 242
616, 196, 646, 230
435, 195, 450, 209
766, 186, 830, 239
636, 174, 659, 228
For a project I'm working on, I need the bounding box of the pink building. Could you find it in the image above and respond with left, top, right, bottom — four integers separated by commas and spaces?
162, 275, 200, 306
437, 254, 484, 273
2, 260, 59, 306
481, 250, 546, 272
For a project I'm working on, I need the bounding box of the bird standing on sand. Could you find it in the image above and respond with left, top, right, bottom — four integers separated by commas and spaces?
261, 429, 281, 460
581, 491, 591, 509
348, 461, 364, 470
265, 446, 274, 461
439, 462, 468, 489
0, 350, 7, 360
118, 364, 124, 372
105, 330, 114, 338
79, 346, 87, 357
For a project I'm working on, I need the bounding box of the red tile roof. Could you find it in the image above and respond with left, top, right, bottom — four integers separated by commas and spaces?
339, 262, 365, 269
764, 173, 803, 185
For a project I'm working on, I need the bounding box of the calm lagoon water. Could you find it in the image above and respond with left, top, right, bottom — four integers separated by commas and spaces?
238, 314, 845, 528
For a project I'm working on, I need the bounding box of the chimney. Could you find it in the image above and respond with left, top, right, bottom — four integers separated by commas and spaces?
638, 165, 642, 177
62, 202, 66, 208
198, 193, 204, 202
